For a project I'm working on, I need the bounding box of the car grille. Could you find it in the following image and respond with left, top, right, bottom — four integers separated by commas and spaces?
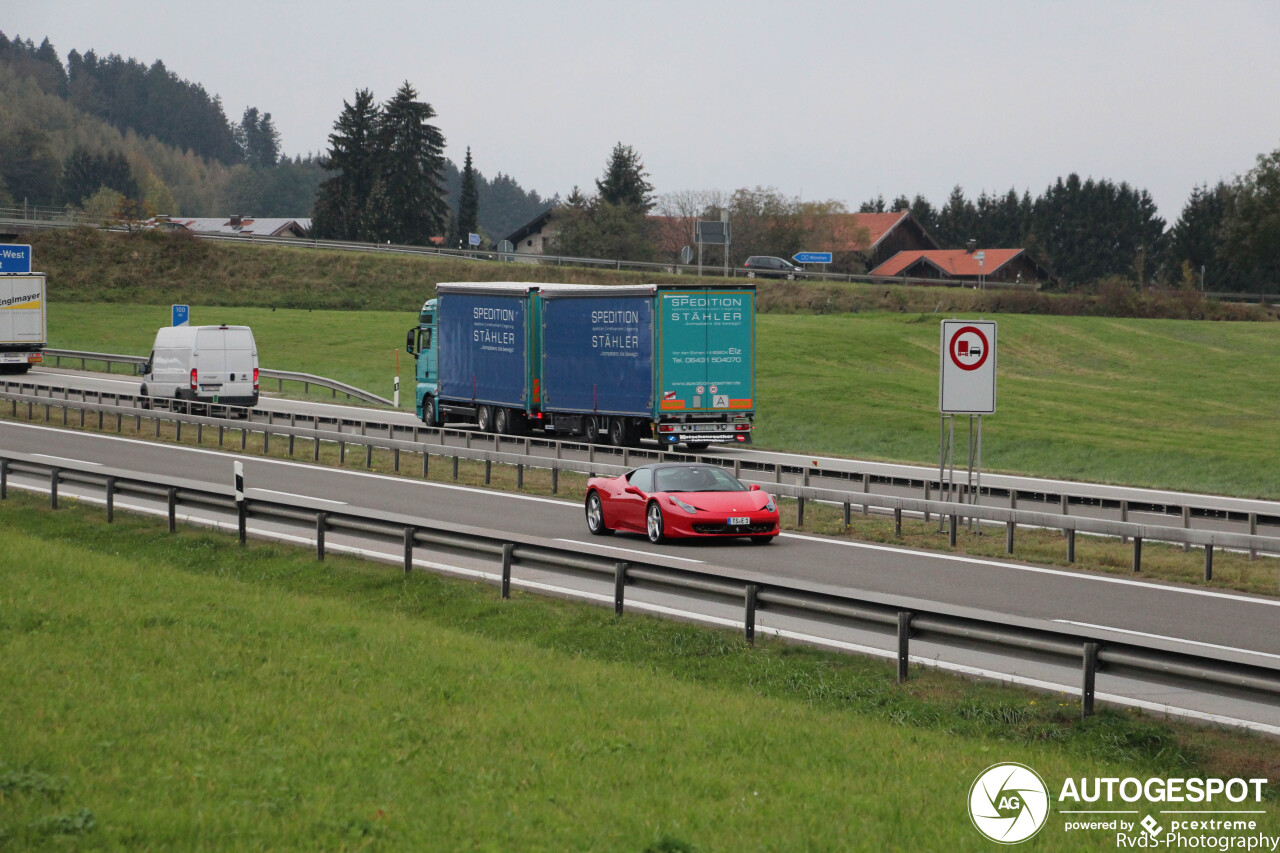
692, 522, 775, 534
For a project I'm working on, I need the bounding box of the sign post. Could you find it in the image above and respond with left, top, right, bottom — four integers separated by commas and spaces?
939, 320, 997, 529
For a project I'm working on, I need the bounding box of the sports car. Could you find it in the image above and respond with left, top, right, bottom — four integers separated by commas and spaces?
584, 462, 779, 544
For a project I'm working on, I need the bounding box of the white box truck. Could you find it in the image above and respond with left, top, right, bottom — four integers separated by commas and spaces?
0, 273, 47, 375
139, 324, 259, 413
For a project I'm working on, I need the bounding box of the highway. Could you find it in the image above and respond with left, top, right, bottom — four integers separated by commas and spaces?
13, 366, 1280, 549
4, 417, 1280, 733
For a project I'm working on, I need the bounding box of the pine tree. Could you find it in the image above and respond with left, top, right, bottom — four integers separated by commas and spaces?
237, 107, 281, 169
312, 88, 380, 239
595, 142, 653, 211
450, 146, 479, 248
375, 81, 448, 245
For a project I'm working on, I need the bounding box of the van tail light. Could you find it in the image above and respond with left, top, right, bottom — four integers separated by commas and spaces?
190, 368, 198, 391
253, 367, 259, 390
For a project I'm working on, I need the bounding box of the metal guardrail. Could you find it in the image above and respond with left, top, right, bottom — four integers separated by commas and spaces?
3, 447, 1280, 719
41, 349, 394, 407
4, 384, 1280, 578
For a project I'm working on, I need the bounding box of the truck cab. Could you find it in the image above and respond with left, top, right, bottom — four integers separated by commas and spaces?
406, 299, 440, 425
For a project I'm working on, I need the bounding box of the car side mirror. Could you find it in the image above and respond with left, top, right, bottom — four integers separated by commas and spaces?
624, 485, 645, 496
749, 484, 761, 491
405, 329, 416, 355
137, 362, 148, 376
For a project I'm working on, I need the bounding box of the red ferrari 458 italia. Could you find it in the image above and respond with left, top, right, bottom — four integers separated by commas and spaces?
585, 463, 779, 544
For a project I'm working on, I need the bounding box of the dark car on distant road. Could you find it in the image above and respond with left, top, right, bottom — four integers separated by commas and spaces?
743, 256, 805, 279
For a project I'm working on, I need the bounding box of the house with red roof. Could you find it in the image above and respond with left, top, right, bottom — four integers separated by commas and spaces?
826, 211, 940, 271
869, 246, 1052, 285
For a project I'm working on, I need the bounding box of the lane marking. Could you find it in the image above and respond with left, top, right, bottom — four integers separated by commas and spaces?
250, 488, 347, 506
1054, 620, 1280, 662
780, 530, 1280, 608
31, 454, 102, 466
12, 476, 1280, 736
554, 538, 705, 564
7, 420, 1280, 613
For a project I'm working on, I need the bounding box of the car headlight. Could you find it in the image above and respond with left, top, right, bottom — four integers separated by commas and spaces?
764, 497, 776, 513
669, 496, 698, 514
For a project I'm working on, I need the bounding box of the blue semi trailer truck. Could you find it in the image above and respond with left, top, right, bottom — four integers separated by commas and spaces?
405, 282, 756, 448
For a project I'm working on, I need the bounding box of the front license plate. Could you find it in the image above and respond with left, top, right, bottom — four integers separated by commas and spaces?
729, 517, 750, 526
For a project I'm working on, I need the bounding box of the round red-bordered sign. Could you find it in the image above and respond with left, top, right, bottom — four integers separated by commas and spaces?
948, 326, 990, 372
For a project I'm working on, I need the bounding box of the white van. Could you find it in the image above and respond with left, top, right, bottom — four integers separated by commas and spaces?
140, 325, 259, 412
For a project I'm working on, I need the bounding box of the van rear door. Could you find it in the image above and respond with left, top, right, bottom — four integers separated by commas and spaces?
222, 328, 256, 397
194, 328, 228, 395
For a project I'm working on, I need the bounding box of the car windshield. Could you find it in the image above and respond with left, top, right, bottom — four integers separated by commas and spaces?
653, 466, 746, 493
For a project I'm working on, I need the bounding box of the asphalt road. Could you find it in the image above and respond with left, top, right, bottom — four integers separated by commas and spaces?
6, 417, 1280, 731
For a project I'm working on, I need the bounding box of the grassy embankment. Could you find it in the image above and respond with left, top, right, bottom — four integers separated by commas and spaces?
2, 491, 1279, 850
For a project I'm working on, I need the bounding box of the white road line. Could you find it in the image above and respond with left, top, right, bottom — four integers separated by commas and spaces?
30, 454, 102, 466
8, 420, 1280, 611
554, 538, 704, 563
12, 477, 1280, 736
780, 530, 1280, 608
250, 488, 347, 506
1054, 620, 1280, 662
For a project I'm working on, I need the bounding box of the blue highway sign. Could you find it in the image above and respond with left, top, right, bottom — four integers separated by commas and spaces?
0, 244, 32, 273
793, 251, 832, 264
172, 304, 190, 327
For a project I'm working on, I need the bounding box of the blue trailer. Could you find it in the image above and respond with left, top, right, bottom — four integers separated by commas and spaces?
406, 282, 755, 448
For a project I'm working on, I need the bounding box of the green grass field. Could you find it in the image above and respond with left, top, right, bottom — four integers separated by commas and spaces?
3, 492, 1277, 850
45, 303, 1280, 499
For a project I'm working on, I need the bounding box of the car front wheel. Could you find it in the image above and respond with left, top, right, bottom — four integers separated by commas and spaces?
646, 502, 666, 544
586, 491, 614, 536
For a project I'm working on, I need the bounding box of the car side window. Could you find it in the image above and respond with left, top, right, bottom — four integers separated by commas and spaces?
628, 468, 653, 492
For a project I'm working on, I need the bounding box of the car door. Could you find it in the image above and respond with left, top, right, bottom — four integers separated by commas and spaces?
614, 467, 653, 531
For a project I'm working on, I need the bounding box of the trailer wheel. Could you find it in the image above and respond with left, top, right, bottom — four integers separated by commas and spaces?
585, 415, 604, 443
477, 405, 493, 433
608, 417, 631, 447
495, 406, 512, 435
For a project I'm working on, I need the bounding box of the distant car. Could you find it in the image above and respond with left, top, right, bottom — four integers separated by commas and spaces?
743, 256, 805, 279
585, 463, 779, 544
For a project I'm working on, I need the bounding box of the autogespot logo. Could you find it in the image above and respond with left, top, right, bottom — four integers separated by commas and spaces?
969, 763, 1051, 844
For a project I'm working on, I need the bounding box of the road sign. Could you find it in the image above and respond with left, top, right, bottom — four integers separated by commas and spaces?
0, 244, 32, 273
793, 251, 832, 264
695, 221, 730, 245
172, 304, 190, 327
680, 245, 693, 264
468, 233, 481, 247
940, 319, 996, 413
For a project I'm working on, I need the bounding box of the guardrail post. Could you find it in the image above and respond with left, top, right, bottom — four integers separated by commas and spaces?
393, 447, 400, 472
176, 419, 182, 441
365, 444, 372, 469
106, 477, 115, 522
1249, 513, 1258, 561
897, 611, 913, 683
1066, 528, 1076, 563
517, 462, 524, 489
197, 420, 204, 444
1132, 537, 1142, 573
422, 449, 429, 478
923, 482, 931, 523
316, 512, 327, 561
842, 501, 851, 528
1204, 544, 1214, 582
403, 527, 415, 574
1182, 506, 1191, 552
501, 543, 514, 599
339, 441, 345, 464
167, 487, 177, 533
863, 475, 871, 515
551, 467, 559, 494
744, 584, 758, 646
313, 433, 321, 462
1082, 642, 1099, 719
240, 426, 247, 450
50, 467, 59, 508
485, 458, 491, 484
613, 562, 628, 615
62, 403, 68, 425
1006, 518, 1015, 554
1060, 494, 1069, 536
797, 495, 806, 527
115, 411, 122, 433
0, 458, 7, 499
154, 415, 160, 438
1121, 500, 1130, 543
948, 513, 957, 546
894, 505, 903, 537
452, 454, 459, 481
234, 461, 245, 545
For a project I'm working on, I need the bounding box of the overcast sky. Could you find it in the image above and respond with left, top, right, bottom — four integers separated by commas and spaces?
8, 0, 1280, 221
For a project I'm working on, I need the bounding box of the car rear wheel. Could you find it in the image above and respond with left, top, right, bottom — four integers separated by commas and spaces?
646, 502, 665, 544
585, 491, 614, 536
138, 385, 151, 410
477, 405, 493, 433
